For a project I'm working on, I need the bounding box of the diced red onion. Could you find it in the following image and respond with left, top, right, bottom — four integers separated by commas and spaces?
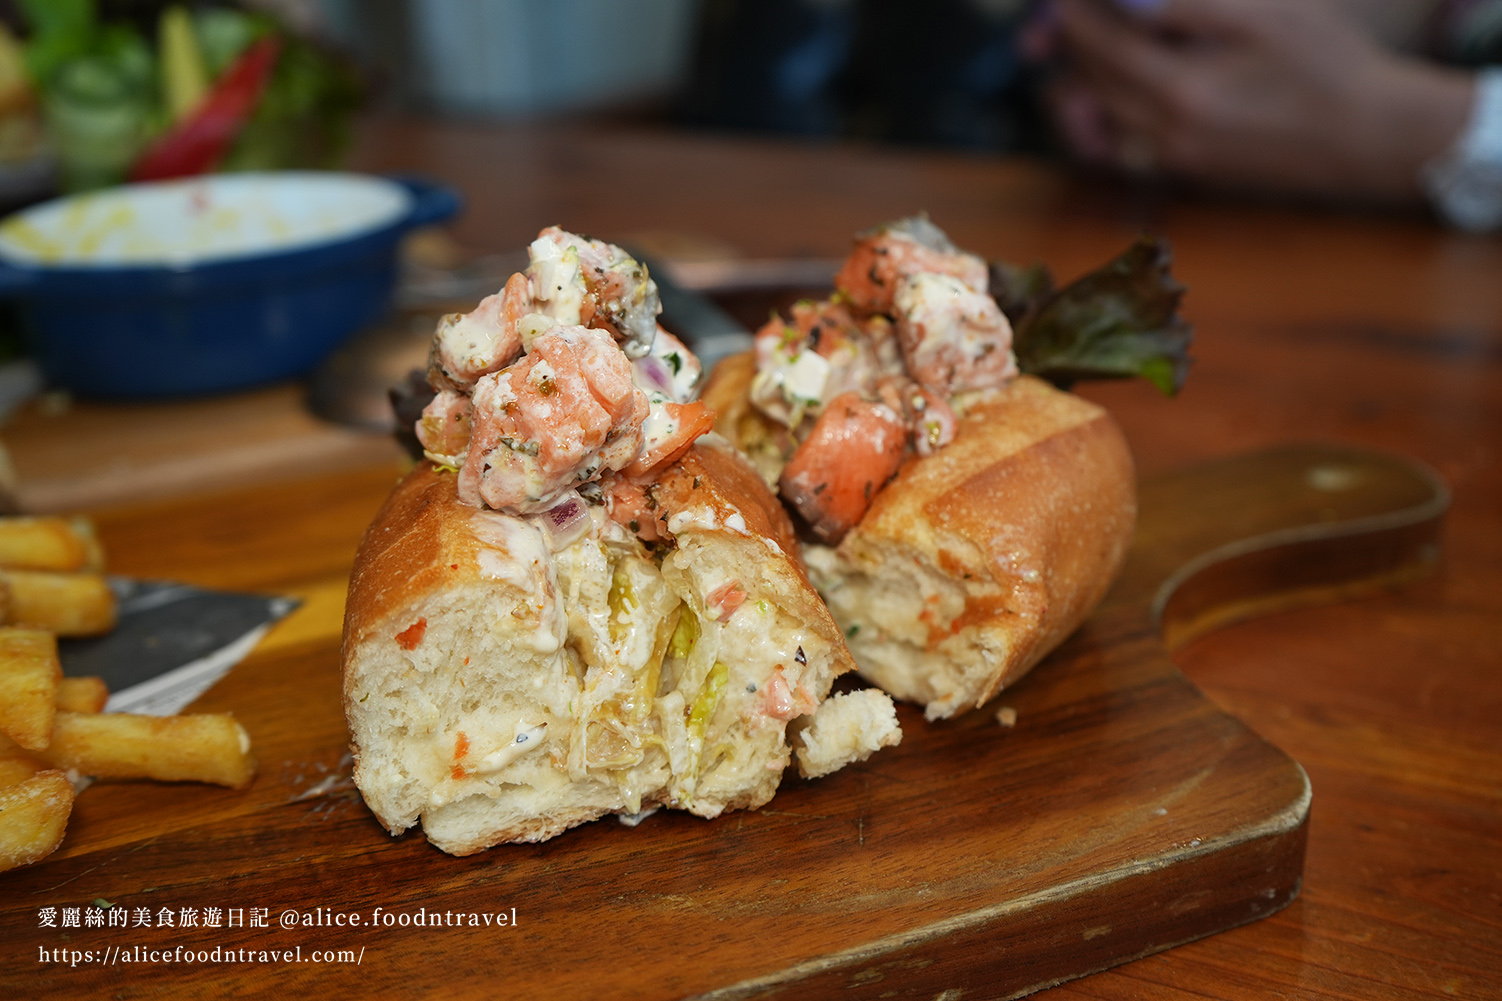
633, 355, 676, 397
533, 495, 590, 550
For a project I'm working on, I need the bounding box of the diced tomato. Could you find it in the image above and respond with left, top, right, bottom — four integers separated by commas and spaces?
395, 618, 427, 650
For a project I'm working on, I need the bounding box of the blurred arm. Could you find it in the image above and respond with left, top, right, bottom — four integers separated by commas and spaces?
1044, 0, 1474, 205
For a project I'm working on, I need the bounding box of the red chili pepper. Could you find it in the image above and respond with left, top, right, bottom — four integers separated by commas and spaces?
130, 36, 282, 182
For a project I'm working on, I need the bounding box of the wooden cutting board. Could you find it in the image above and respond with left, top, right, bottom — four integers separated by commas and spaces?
0, 443, 1446, 1000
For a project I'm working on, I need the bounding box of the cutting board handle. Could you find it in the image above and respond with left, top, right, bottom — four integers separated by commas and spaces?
1114, 443, 1449, 650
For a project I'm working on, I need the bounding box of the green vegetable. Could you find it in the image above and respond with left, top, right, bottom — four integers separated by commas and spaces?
1003, 236, 1193, 396
39, 43, 156, 190
17, 0, 362, 190
668, 608, 699, 661
17, 0, 95, 85
193, 8, 260, 76
219, 27, 363, 172
19, 0, 154, 190
686, 661, 729, 741
158, 6, 208, 122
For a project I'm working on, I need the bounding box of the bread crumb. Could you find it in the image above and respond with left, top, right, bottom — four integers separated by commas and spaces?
995, 705, 1018, 728
794, 689, 901, 778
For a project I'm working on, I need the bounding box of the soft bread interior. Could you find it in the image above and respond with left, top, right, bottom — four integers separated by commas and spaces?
344, 454, 900, 855
805, 539, 1002, 720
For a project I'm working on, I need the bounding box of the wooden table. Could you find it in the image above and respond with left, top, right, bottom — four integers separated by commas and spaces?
5, 117, 1500, 999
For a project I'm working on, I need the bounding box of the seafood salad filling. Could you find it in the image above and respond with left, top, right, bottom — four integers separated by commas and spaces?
414, 227, 715, 530
749, 215, 1019, 544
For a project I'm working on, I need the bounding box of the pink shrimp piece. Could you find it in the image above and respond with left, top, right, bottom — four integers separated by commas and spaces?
894, 272, 1018, 396
778, 391, 908, 544
754, 313, 806, 368
835, 217, 989, 316
874, 376, 957, 456
606, 477, 667, 542
459, 326, 649, 512
911, 385, 957, 455
429, 272, 530, 390
533, 226, 660, 357
415, 389, 473, 463
795, 298, 905, 397
705, 580, 748, 623
790, 298, 860, 356
759, 667, 816, 721
624, 401, 717, 479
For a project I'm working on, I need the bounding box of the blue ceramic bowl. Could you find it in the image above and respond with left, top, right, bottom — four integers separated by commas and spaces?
0, 171, 459, 398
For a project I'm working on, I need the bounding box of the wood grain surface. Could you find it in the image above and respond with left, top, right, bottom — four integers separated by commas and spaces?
2, 117, 1498, 998
3, 384, 405, 514
0, 441, 1445, 1001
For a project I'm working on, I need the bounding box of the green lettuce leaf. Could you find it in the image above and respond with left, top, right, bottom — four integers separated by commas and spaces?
1006, 236, 1193, 396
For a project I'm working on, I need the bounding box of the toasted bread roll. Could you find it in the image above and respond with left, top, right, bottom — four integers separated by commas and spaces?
343, 442, 899, 855
803, 376, 1135, 718
706, 354, 1135, 720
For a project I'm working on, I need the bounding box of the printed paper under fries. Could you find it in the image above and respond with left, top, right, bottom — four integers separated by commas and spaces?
0, 516, 257, 874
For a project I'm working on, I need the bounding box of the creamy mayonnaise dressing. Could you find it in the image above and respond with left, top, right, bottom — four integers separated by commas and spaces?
469, 510, 566, 654
526, 237, 585, 327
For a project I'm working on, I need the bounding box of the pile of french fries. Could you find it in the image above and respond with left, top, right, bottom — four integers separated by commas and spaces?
0, 518, 257, 874
0, 515, 116, 636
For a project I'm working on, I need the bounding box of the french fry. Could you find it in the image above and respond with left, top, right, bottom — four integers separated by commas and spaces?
67, 517, 108, 573
0, 627, 60, 751
0, 570, 116, 636
40, 712, 256, 790
0, 769, 74, 872
0, 517, 93, 572
56, 676, 110, 714
0, 754, 46, 788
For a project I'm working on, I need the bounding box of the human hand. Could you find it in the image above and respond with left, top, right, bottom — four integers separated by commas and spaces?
1032, 0, 1473, 203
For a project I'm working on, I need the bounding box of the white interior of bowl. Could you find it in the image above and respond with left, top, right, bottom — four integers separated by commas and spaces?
0, 172, 413, 267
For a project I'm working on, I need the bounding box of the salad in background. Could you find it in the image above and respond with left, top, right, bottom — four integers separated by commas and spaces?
7, 0, 363, 193
0, 24, 44, 174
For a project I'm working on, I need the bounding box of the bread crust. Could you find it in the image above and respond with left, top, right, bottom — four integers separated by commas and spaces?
702, 356, 1136, 717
